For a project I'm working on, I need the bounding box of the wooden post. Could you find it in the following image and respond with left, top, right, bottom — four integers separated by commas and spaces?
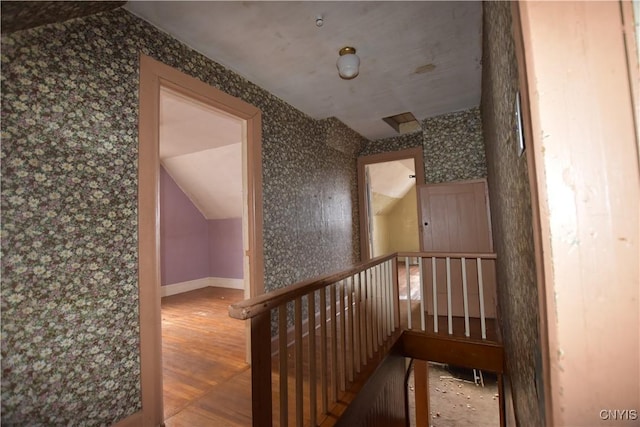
498, 373, 506, 427
414, 360, 429, 427
251, 312, 273, 427
392, 257, 400, 330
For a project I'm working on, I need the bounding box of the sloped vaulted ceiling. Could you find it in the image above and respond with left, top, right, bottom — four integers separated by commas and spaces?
159, 86, 244, 220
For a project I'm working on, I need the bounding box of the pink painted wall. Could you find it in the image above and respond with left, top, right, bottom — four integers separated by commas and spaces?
160, 167, 210, 285
519, 2, 639, 424
160, 167, 243, 285
208, 218, 243, 279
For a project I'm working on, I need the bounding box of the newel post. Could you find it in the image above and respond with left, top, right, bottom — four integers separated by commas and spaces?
251, 311, 273, 426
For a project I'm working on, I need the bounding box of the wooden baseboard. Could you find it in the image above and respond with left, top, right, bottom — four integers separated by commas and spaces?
210, 276, 244, 290
161, 277, 244, 297
111, 410, 143, 427
161, 277, 210, 297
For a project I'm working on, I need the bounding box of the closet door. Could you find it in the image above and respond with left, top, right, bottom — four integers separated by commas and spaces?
418, 179, 496, 318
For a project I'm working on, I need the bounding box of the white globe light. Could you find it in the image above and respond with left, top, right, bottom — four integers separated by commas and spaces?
337, 47, 360, 80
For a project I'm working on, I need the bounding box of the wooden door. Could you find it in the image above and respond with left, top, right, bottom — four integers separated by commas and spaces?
419, 180, 492, 252
418, 180, 496, 318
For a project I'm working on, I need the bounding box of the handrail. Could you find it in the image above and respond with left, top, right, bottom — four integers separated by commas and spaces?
229, 251, 496, 320
396, 251, 497, 259
228, 252, 397, 320
230, 250, 499, 427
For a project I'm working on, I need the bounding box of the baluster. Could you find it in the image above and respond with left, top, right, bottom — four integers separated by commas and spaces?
353, 273, 361, 374
347, 276, 355, 383
361, 270, 370, 362
339, 280, 347, 391
379, 264, 386, 341
278, 305, 288, 427
369, 267, 377, 354
405, 257, 412, 330
307, 292, 317, 426
384, 261, 393, 337
376, 265, 383, 346
330, 283, 338, 402
418, 257, 425, 331
462, 258, 470, 338
320, 287, 328, 413
446, 257, 452, 335
393, 257, 400, 330
294, 298, 303, 426
477, 258, 487, 340
432, 257, 438, 334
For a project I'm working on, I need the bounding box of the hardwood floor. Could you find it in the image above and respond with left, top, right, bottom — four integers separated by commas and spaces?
397, 262, 421, 300
159, 273, 500, 426
161, 286, 251, 426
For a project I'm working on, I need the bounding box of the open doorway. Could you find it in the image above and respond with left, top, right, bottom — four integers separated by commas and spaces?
138, 55, 264, 424
357, 147, 424, 261
158, 86, 249, 421
357, 147, 424, 305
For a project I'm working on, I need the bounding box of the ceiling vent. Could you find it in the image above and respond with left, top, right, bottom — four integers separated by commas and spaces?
382, 112, 421, 134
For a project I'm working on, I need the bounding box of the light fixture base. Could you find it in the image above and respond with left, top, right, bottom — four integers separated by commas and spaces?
339, 46, 356, 56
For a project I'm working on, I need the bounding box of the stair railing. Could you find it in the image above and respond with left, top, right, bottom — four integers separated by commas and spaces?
229, 251, 498, 426
396, 252, 497, 340
229, 253, 400, 427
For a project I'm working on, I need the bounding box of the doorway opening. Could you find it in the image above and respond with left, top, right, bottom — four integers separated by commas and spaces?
357, 147, 424, 307
158, 86, 250, 421
138, 55, 263, 424
357, 147, 425, 262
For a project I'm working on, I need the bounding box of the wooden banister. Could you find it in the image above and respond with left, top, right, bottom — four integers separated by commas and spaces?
396, 251, 497, 259
230, 252, 496, 320
229, 253, 397, 320
230, 251, 499, 427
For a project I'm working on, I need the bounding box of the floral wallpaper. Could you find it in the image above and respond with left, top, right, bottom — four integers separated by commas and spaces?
359, 130, 423, 157
0, 1, 124, 34
358, 108, 487, 185
422, 107, 486, 184
1, 7, 363, 425
481, 2, 544, 425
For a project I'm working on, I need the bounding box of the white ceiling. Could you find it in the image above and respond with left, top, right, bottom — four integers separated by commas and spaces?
369, 159, 415, 198
160, 86, 244, 219
126, 1, 483, 141
368, 159, 415, 214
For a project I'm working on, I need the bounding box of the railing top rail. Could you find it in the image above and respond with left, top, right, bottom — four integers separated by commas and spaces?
228, 253, 397, 320
228, 251, 497, 320
396, 251, 497, 259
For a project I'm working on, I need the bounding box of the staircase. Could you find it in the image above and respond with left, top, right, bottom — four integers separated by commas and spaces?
229, 252, 505, 426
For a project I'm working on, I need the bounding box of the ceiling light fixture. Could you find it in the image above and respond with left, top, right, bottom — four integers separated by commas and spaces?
336, 47, 360, 80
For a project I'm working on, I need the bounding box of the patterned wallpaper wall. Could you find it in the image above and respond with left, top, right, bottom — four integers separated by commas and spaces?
1, 8, 365, 425
359, 130, 423, 157
422, 107, 486, 183
359, 108, 487, 185
481, 2, 544, 425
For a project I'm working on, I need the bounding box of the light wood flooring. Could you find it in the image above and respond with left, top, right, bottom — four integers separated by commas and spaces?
160, 285, 400, 427
160, 270, 500, 426
397, 262, 422, 300
161, 286, 251, 426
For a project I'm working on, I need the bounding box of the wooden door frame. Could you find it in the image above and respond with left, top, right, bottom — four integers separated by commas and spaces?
357, 147, 425, 261
510, 3, 552, 424
136, 54, 264, 426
